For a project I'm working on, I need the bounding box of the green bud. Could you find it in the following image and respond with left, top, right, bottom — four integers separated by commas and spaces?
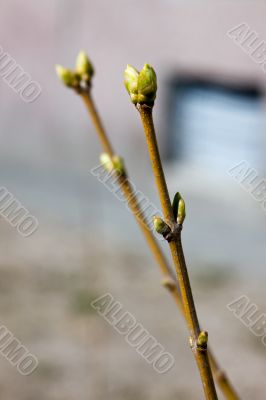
100, 153, 113, 172
172, 192, 186, 225
55, 65, 80, 88
112, 155, 126, 175
124, 63, 157, 105
138, 64, 157, 104
153, 216, 171, 237
177, 198, 186, 225
75, 51, 94, 82
124, 64, 139, 96
197, 331, 208, 348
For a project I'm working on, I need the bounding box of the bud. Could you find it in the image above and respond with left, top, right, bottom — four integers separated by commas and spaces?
124, 65, 139, 94
161, 276, 176, 291
172, 192, 186, 225
112, 155, 126, 175
138, 64, 157, 104
75, 51, 94, 83
100, 153, 113, 172
55, 65, 80, 88
197, 331, 208, 348
124, 63, 157, 105
177, 198, 186, 225
153, 216, 171, 237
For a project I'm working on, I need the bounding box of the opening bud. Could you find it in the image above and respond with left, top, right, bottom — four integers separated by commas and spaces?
138, 64, 157, 104
75, 51, 94, 83
55, 65, 80, 88
124, 63, 157, 105
124, 64, 139, 97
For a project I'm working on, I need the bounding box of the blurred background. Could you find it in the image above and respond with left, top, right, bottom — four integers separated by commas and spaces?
0, 1, 265, 399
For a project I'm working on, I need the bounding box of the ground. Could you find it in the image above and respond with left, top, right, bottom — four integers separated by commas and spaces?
0, 220, 264, 400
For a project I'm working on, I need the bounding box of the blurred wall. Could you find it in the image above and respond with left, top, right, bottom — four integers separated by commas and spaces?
0, 0, 265, 261
1, 0, 266, 163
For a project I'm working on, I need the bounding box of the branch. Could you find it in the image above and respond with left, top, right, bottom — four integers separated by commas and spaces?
55, 53, 240, 400
138, 103, 217, 399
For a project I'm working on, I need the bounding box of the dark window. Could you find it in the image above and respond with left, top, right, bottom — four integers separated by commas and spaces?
164, 77, 264, 172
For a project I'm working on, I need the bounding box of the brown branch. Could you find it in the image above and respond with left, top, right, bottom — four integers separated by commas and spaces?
79, 89, 239, 400
138, 104, 217, 399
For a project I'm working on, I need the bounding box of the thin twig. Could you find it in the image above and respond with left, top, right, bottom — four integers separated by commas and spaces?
138, 104, 217, 399
80, 89, 239, 400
